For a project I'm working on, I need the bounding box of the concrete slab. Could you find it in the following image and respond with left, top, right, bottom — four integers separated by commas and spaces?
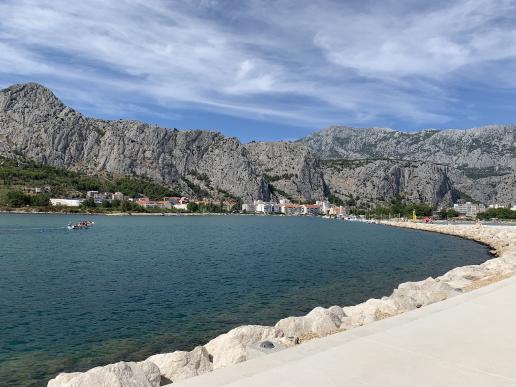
174, 275, 516, 387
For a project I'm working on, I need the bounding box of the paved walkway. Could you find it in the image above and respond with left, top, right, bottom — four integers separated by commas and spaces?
175, 275, 516, 387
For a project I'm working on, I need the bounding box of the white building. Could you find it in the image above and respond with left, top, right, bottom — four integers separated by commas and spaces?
112, 192, 125, 201
453, 202, 486, 218
280, 203, 304, 215
241, 203, 256, 212
316, 200, 331, 214
50, 198, 84, 207
303, 204, 321, 215
254, 200, 278, 214
329, 206, 346, 217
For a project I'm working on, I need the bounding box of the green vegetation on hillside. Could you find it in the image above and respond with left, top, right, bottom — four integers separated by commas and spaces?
477, 208, 516, 220
0, 157, 181, 209
457, 166, 512, 180
438, 208, 459, 219
350, 197, 433, 218
0, 157, 180, 198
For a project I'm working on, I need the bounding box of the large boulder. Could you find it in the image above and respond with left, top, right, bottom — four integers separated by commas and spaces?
47, 361, 160, 387
205, 325, 283, 369
342, 297, 399, 327
437, 258, 514, 290
275, 306, 343, 340
390, 277, 459, 311
147, 346, 212, 383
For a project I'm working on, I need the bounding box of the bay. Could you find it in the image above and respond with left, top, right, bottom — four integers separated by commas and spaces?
0, 214, 490, 386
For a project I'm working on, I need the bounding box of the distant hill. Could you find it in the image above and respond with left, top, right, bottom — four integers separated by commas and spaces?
300, 125, 515, 170
300, 125, 515, 206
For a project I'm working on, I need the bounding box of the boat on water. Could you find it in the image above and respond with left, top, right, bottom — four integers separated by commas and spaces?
67, 220, 94, 230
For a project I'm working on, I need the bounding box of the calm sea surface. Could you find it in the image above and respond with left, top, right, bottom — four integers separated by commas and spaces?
0, 214, 490, 386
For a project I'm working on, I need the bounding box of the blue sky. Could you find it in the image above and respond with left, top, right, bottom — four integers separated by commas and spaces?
1, 0, 516, 142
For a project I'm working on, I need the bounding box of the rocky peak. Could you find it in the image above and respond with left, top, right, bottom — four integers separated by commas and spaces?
0, 82, 65, 114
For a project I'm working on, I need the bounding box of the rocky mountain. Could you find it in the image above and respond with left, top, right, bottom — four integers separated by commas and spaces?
0, 82, 513, 207
0, 83, 330, 203
244, 141, 327, 201
0, 83, 271, 201
322, 159, 456, 207
301, 125, 515, 170
301, 125, 515, 206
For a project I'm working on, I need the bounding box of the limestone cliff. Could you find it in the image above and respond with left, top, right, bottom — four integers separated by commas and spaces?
302, 125, 515, 205
300, 125, 515, 170
0, 83, 269, 201
244, 141, 327, 201
322, 159, 456, 206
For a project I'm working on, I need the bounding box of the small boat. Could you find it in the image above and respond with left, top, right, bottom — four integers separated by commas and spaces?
67, 220, 94, 230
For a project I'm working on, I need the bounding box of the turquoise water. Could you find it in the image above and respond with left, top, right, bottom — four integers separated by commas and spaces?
0, 214, 490, 386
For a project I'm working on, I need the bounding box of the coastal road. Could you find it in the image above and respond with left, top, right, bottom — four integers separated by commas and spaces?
173, 274, 516, 387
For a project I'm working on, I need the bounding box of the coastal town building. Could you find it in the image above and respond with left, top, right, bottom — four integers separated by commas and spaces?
254, 200, 279, 214
112, 192, 125, 201
136, 198, 171, 209
280, 203, 304, 215
453, 201, 486, 218
164, 196, 189, 205
134, 196, 193, 210
316, 200, 332, 214
302, 204, 321, 215
50, 198, 84, 207
87, 191, 127, 203
329, 206, 346, 216
25, 186, 51, 194
241, 203, 255, 212
240, 198, 348, 217
164, 196, 190, 210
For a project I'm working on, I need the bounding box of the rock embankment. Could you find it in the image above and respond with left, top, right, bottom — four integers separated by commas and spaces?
47, 223, 516, 387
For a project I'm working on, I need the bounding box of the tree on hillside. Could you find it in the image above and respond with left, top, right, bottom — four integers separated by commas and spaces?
187, 202, 199, 212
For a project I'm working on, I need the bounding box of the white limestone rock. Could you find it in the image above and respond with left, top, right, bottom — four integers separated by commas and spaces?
390, 277, 459, 311
343, 297, 399, 327
438, 258, 514, 290
205, 325, 283, 369
47, 373, 82, 387
275, 306, 343, 339
147, 345, 212, 383
47, 361, 160, 387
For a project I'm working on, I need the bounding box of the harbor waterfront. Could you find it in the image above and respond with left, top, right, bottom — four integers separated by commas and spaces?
0, 214, 497, 386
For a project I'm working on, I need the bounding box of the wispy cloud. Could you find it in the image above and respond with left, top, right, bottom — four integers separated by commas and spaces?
0, 0, 515, 136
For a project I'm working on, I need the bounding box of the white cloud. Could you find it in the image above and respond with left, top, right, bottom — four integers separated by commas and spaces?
0, 0, 515, 130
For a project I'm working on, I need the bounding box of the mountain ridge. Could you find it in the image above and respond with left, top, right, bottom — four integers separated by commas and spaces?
0, 82, 514, 207
300, 124, 515, 171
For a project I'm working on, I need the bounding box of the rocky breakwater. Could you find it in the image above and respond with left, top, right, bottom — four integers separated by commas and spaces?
47, 223, 516, 386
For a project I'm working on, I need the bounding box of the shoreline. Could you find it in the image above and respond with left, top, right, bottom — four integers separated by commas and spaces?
47, 221, 516, 386
0, 209, 236, 216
